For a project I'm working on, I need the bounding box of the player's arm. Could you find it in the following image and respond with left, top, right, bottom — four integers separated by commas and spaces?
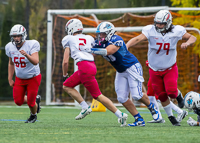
126, 34, 147, 49
106, 44, 120, 55
62, 47, 70, 78
181, 33, 197, 49
19, 50, 39, 65
8, 57, 15, 87
88, 44, 120, 56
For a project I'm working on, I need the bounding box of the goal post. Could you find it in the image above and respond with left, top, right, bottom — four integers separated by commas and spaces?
46, 6, 200, 105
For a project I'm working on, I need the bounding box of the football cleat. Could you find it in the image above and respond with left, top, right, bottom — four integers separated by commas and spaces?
176, 89, 184, 108
128, 117, 145, 127
147, 118, 165, 123
177, 110, 188, 122
148, 103, 159, 121
187, 117, 197, 126
36, 95, 41, 113
25, 114, 37, 123
75, 106, 92, 120
168, 116, 180, 126
118, 113, 128, 127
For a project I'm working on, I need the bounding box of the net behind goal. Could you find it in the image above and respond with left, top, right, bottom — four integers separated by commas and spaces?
46, 6, 200, 105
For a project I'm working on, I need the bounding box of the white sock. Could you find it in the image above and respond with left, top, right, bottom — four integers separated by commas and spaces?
170, 101, 182, 114
115, 109, 122, 118
163, 104, 173, 117
80, 101, 89, 109
31, 113, 37, 116
148, 96, 162, 119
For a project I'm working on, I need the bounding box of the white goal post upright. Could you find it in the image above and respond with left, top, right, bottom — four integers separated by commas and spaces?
46, 6, 200, 105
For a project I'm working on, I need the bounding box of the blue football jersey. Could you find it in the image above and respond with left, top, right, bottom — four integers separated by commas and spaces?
94, 35, 139, 73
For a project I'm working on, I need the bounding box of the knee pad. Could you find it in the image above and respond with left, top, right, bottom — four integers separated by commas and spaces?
166, 89, 178, 99
168, 93, 177, 99
116, 89, 129, 103
131, 94, 143, 101
117, 96, 129, 104
14, 100, 23, 106
158, 92, 168, 102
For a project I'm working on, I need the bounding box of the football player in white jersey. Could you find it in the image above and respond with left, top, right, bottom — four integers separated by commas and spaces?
62, 19, 128, 127
146, 61, 187, 123
126, 10, 196, 126
184, 91, 200, 126
5, 24, 41, 123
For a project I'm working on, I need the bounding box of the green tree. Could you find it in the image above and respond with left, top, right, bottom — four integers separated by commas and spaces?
0, 0, 26, 100
0, 2, 14, 100
171, 0, 200, 55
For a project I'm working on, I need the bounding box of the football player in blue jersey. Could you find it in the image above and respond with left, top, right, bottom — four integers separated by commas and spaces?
81, 21, 160, 126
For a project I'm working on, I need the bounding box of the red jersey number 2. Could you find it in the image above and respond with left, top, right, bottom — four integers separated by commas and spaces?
156, 43, 170, 55
79, 38, 86, 50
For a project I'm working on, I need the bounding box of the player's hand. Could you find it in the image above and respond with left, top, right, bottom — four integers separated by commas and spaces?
187, 117, 197, 126
8, 79, 15, 87
19, 50, 27, 56
63, 74, 69, 82
181, 42, 189, 49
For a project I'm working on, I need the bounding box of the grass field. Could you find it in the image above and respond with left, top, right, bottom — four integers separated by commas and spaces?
0, 106, 199, 143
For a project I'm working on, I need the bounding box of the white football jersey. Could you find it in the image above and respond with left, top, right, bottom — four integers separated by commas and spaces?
5, 40, 40, 79
61, 34, 94, 64
142, 25, 186, 71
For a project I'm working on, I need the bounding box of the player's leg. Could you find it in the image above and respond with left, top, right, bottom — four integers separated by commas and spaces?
146, 78, 165, 123
127, 64, 159, 121
170, 101, 188, 122
80, 61, 128, 126
198, 115, 200, 122
13, 77, 26, 106
164, 66, 187, 122
149, 68, 180, 126
23, 95, 27, 103
164, 64, 184, 107
115, 71, 144, 127
95, 94, 128, 127
25, 74, 41, 123
63, 71, 83, 103
63, 70, 91, 120
177, 89, 184, 108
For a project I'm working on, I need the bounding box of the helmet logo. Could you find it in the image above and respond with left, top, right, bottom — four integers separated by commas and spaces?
104, 24, 112, 29
187, 98, 193, 107
66, 20, 73, 27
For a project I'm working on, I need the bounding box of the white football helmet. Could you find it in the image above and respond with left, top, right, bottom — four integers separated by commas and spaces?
96, 22, 115, 43
184, 91, 200, 111
154, 10, 172, 33
65, 19, 83, 35
9, 24, 27, 45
